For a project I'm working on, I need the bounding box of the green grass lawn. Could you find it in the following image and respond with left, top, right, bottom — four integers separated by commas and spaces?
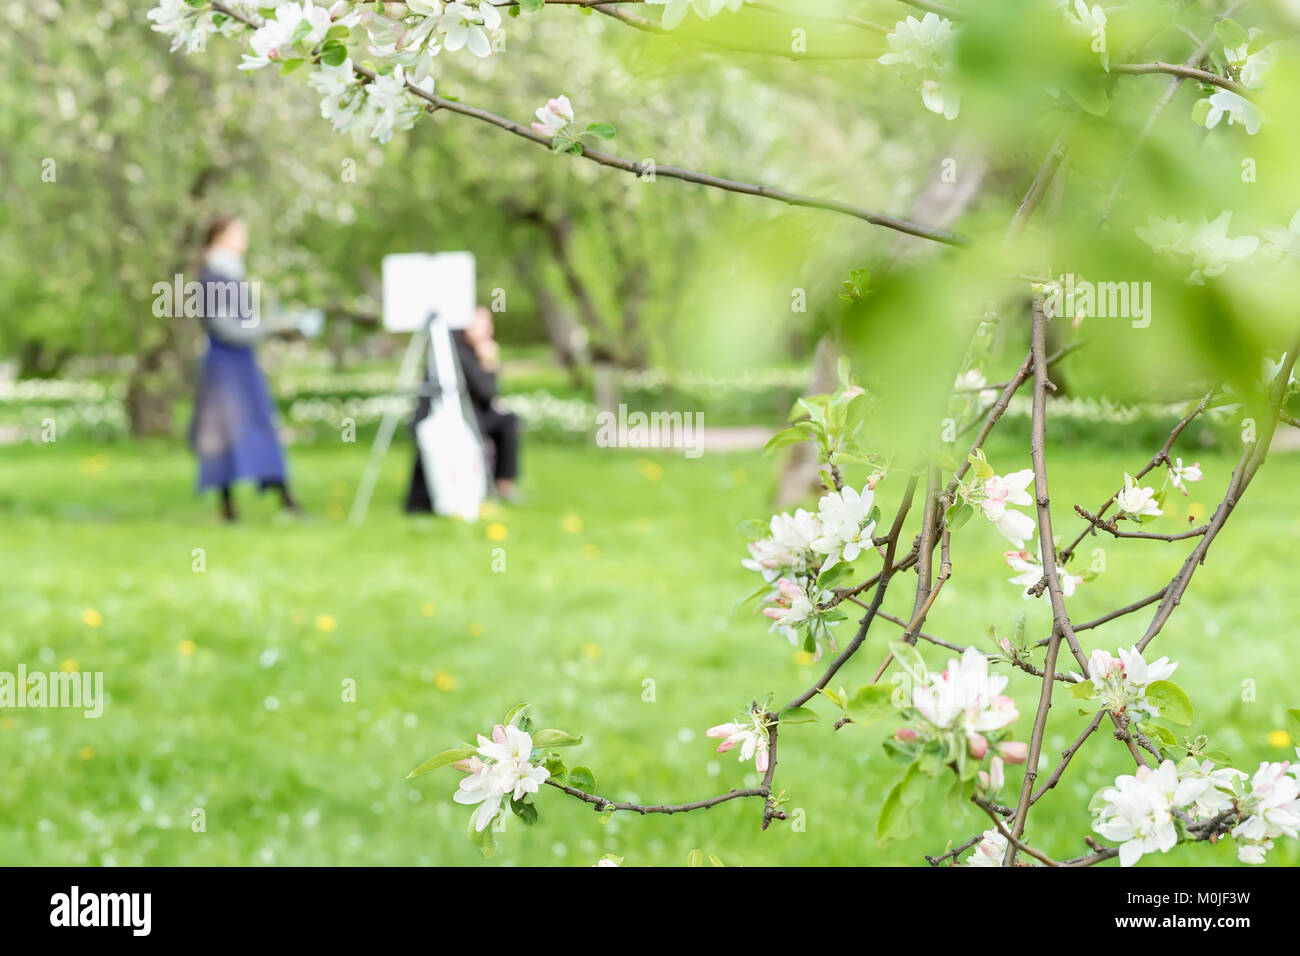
0, 433, 1296, 867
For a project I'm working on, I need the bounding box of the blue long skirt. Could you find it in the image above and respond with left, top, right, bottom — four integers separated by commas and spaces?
189, 338, 288, 492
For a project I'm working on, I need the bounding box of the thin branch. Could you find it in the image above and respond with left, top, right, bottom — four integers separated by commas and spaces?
544, 779, 765, 814
1110, 61, 1253, 97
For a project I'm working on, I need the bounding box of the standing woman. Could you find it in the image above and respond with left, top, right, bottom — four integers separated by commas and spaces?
188, 215, 300, 521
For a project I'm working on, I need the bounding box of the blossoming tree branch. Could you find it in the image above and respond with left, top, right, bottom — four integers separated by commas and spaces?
150, 0, 1300, 865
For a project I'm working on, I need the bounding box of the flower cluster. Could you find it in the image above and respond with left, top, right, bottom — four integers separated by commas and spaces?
1136, 212, 1260, 283
1094, 756, 1300, 866
147, 0, 259, 53
743, 483, 877, 656
452, 722, 550, 833
878, 13, 962, 120
910, 648, 1021, 755
1196, 27, 1271, 136
706, 709, 773, 773
1080, 645, 1177, 720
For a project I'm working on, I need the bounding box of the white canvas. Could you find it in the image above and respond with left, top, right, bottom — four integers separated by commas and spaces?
381, 251, 477, 332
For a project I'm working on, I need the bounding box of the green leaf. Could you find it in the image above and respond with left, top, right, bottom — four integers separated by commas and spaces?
1215, 18, 1249, 50
532, 728, 583, 747
877, 763, 927, 843
519, 0, 545, 11
1145, 680, 1194, 726
509, 796, 539, 825
1069, 679, 1095, 700
407, 746, 475, 778
1141, 722, 1177, 748
279, 58, 307, 76
468, 814, 497, 858
685, 849, 703, 867
585, 121, 616, 139
324, 24, 350, 41
762, 426, 810, 454
291, 18, 313, 44
320, 40, 347, 66
503, 701, 531, 726
1287, 708, 1300, 741
780, 705, 819, 724
567, 766, 597, 793
888, 641, 927, 682
846, 684, 898, 726
944, 500, 974, 532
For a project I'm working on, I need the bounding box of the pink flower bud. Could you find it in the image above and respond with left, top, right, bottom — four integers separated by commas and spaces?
776, 578, 802, 602
997, 741, 1029, 764
998, 637, 1012, 653
762, 607, 784, 621
967, 732, 989, 759
894, 727, 920, 743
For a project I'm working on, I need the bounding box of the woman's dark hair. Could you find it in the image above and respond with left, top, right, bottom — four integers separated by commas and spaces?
203, 215, 240, 249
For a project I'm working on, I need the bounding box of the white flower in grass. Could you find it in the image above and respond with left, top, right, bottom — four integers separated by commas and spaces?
879, 14, 961, 119
531, 96, 574, 138
979, 469, 1036, 547
811, 484, 877, 570
1167, 458, 1202, 495
912, 648, 1019, 753
1115, 472, 1161, 518
967, 827, 1007, 866
1084, 645, 1177, 719
439, 1, 500, 58
743, 508, 823, 578
451, 723, 549, 832
1231, 761, 1300, 864
706, 710, 772, 773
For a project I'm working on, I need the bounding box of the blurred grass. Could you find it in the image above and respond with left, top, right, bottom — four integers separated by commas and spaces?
0, 433, 1296, 867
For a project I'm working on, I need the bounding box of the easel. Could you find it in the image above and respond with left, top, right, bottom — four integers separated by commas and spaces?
348, 312, 438, 525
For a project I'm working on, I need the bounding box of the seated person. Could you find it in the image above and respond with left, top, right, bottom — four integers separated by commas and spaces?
406, 306, 520, 512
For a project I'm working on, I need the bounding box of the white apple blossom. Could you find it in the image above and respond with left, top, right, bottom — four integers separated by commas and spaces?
1093, 760, 1187, 866
1231, 761, 1300, 864
912, 647, 1020, 753
953, 369, 997, 405
762, 577, 816, 630
1115, 472, 1162, 519
1174, 757, 1243, 823
1003, 548, 1083, 600
439, 1, 501, 58
645, 0, 746, 31
810, 484, 877, 570
879, 14, 962, 120
706, 710, 772, 772
307, 57, 364, 134
531, 96, 575, 138
1224, 29, 1274, 90
966, 827, 1008, 866
452, 723, 549, 832
1167, 458, 1202, 495
148, 0, 257, 53
1203, 89, 1264, 136
1261, 209, 1300, 262
743, 508, 823, 579
1083, 645, 1177, 719
1136, 212, 1259, 283
979, 469, 1036, 547
1063, 0, 1108, 71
